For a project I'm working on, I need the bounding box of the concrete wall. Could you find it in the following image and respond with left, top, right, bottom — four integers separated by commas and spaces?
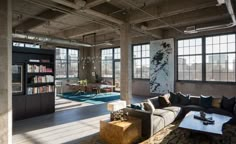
176, 82, 236, 97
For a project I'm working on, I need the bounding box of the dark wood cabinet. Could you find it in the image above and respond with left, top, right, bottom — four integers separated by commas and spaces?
12, 47, 55, 121
13, 96, 26, 121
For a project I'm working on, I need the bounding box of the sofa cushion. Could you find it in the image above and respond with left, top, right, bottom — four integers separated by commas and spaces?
200, 95, 213, 109
221, 96, 235, 113
178, 93, 190, 105
131, 103, 144, 110
207, 108, 233, 117
153, 109, 175, 126
158, 94, 171, 107
144, 101, 155, 113
189, 96, 200, 105
152, 115, 165, 134
212, 98, 221, 108
183, 105, 205, 115
148, 97, 160, 109
162, 106, 182, 118
169, 92, 179, 105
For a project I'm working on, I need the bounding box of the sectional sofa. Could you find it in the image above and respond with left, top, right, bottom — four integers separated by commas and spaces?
124, 93, 236, 138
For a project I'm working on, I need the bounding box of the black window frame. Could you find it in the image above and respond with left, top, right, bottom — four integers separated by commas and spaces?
55, 47, 80, 79
100, 47, 120, 78
132, 43, 150, 80
176, 32, 236, 84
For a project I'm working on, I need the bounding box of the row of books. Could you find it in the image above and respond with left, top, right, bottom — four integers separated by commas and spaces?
27, 85, 54, 95
29, 59, 50, 63
29, 75, 54, 84
27, 64, 53, 73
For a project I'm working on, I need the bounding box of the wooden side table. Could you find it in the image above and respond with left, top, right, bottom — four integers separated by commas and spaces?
100, 117, 142, 144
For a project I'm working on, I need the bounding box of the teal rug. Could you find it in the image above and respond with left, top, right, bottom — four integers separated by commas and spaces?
57, 92, 120, 104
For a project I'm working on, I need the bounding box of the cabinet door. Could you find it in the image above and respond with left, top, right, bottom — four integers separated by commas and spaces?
13, 96, 26, 121
41, 93, 55, 114
25, 95, 41, 118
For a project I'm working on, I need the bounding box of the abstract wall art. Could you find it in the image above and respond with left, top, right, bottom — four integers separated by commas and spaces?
150, 38, 174, 94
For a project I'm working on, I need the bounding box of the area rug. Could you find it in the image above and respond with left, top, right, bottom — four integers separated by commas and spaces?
140, 121, 236, 144
73, 121, 236, 144
57, 92, 120, 104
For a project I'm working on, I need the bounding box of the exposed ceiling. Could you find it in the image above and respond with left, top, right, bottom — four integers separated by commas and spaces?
12, 0, 235, 47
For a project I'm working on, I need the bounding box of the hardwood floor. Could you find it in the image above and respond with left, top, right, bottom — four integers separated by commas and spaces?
13, 95, 149, 144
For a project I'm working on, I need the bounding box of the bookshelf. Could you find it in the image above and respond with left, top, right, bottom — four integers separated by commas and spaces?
12, 47, 55, 121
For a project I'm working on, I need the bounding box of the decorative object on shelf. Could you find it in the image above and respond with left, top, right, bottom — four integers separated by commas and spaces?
107, 100, 127, 121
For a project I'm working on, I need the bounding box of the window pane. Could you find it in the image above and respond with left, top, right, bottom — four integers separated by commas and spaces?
114, 48, 120, 59
213, 44, 220, 53
133, 59, 141, 78
220, 44, 227, 53
102, 49, 113, 60
142, 44, 150, 57
228, 34, 235, 43
206, 45, 213, 54
68, 49, 79, 60
178, 40, 183, 47
133, 46, 141, 58
142, 58, 150, 78
213, 36, 220, 44
101, 60, 113, 77
56, 60, 67, 78
228, 43, 235, 52
68, 61, 78, 78
220, 35, 227, 43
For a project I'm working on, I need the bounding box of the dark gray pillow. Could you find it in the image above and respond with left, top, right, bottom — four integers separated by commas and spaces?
169, 92, 179, 105
148, 97, 159, 109
221, 96, 235, 112
178, 93, 190, 105
200, 95, 213, 109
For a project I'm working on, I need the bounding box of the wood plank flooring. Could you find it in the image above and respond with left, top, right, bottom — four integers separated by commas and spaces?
13, 95, 148, 144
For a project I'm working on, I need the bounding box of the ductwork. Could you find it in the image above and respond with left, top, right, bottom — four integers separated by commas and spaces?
184, 0, 236, 34
12, 33, 92, 47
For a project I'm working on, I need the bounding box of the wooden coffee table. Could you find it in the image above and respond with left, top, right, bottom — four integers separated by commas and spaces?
179, 111, 231, 135
100, 117, 141, 144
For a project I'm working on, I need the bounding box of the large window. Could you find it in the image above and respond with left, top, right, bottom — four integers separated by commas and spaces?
56, 48, 79, 79
133, 44, 150, 79
177, 33, 236, 82
177, 38, 202, 81
206, 34, 235, 82
101, 48, 120, 78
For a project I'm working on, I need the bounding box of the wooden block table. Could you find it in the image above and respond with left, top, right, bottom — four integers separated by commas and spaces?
100, 117, 141, 144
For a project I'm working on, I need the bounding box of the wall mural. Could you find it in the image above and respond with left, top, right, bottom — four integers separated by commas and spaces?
150, 38, 174, 94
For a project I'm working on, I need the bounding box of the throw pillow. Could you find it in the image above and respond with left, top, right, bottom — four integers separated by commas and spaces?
178, 93, 190, 105
144, 100, 155, 113
233, 104, 236, 116
148, 97, 160, 109
221, 96, 235, 112
212, 98, 222, 108
200, 95, 213, 109
159, 93, 171, 107
169, 92, 179, 105
130, 103, 144, 110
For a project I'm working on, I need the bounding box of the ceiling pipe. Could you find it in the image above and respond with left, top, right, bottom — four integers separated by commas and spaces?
184, 0, 235, 34
12, 33, 92, 47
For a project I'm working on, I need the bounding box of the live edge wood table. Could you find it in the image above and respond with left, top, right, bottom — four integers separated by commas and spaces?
100, 117, 142, 144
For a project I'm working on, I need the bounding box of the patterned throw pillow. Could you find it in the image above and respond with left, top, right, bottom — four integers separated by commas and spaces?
212, 98, 222, 108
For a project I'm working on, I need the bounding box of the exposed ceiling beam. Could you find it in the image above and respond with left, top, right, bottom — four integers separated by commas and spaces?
85, 0, 107, 9
51, 0, 124, 25
132, 26, 162, 39
13, 9, 64, 32
142, 7, 229, 31
129, 1, 217, 24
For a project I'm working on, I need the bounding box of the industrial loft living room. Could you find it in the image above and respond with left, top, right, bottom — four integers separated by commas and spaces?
1, 0, 236, 144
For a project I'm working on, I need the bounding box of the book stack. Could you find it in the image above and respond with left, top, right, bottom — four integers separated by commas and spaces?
41, 59, 50, 63
39, 65, 47, 72
28, 64, 53, 73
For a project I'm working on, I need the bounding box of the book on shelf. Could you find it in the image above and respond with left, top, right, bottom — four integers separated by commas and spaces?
41, 59, 50, 63
29, 75, 54, 84
27, 85, 54, 95
27, 64, 53, 73
29, 59, 40, 63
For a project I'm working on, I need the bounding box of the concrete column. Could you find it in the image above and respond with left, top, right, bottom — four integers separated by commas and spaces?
120, 23, 132, 104
0, 0, 12, 144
